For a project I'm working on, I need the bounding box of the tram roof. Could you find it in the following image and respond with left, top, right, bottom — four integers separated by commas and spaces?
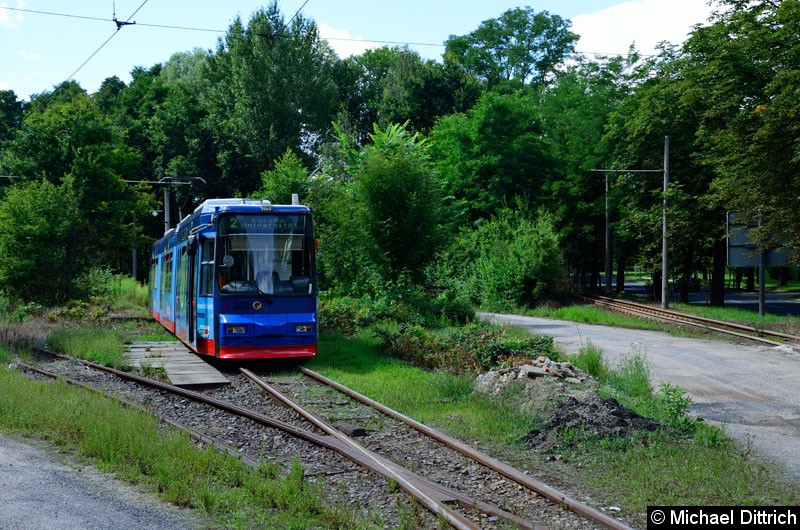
193, 198, 310, 215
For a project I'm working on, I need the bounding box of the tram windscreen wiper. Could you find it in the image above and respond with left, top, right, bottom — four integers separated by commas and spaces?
247, 281, 274, 305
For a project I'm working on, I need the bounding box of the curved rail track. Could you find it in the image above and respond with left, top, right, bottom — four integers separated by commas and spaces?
15, 347, 636, 530
580, 294, 800, 349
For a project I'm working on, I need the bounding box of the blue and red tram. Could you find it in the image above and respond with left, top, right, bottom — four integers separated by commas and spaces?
149, 199, 317, 360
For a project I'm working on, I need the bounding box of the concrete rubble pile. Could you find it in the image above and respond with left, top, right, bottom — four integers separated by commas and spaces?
474, 356, 587, 395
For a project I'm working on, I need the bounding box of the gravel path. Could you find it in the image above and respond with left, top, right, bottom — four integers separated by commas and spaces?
481, 312, 800, 481
0, 432, 205, 530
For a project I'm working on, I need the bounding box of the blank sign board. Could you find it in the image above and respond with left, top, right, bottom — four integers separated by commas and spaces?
727, 211, 789, 268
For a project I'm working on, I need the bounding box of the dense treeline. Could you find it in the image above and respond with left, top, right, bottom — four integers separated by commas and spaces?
0, 0, 796, 309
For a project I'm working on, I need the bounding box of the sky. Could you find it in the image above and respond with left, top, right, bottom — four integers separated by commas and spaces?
1, 0, 721, 101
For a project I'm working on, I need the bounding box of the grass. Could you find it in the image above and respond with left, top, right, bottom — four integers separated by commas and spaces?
606, 345, 652, 399
45, 328, 129, 369
671, 302, 800, 332
570, 340, 610, 380
0, 360, 375, 528
105, 275, 149, 316
527, 304, 668, 330
307, 332, 538, 446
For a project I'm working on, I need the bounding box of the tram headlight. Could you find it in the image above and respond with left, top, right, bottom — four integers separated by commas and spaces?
294, 324, 313, 333
226, 326, 246, 334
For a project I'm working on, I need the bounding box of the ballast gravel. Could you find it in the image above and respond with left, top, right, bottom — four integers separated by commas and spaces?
10, 357, 635, 529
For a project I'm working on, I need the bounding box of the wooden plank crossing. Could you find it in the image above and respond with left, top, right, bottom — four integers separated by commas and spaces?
124, 341, 229, 387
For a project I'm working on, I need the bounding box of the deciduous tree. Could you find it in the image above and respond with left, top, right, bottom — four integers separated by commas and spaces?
354, 123, 442, 282
1, 84, 149, 295
444, 7, 577, 88
203, 2, 340, 195
430, 90, 556, 222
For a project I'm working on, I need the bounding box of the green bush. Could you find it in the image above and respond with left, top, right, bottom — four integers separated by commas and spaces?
0, 291, 42, 323
375, 322, 557, 374
435, 207, 564, 311
47, 300, 108, 322
656, 381, 703, 432
318, 293, 384, 336
318, 282, 475, 336
433, 291, 475, 325
72, 267, 115, 299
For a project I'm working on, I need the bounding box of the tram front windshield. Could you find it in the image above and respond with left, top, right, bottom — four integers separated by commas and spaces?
217, 214, 314, 296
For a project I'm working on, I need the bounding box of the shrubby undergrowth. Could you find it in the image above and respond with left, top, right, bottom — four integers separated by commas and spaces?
318, 278, 475, 336
431, 207, 564, 311
375, 322, 558, 374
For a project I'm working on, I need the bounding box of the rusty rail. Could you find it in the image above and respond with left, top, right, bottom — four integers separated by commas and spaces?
22, 349, 524, 529
299, 367, 636, 530
580, 294, 800, 348
241, 368, 540, 530
15, 358, 260, 469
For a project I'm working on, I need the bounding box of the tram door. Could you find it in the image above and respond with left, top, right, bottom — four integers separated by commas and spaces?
175, 246, 188, 339
186, 236, 196, 343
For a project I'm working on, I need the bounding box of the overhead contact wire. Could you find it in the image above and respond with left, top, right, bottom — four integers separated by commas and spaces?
65, 0, 151, 83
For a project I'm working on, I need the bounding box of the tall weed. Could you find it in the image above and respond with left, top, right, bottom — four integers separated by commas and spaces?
45, 328, 128, 369
608, 345, 652, 399
571, 341, 610, 380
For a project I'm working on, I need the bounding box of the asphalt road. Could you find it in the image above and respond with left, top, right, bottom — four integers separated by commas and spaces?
481, 312, 800, 482
622, 282, 800, 316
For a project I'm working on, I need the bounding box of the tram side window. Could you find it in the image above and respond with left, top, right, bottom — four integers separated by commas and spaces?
161, 252, 173, 294
177, 247, 187, 299
199, 239, 214, 296
149, 257, 156, 291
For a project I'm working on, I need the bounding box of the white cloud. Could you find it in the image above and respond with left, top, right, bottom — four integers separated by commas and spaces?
0, 0, 26, 29
0, 81, 10, 90
318, 23, 379, 58
18, 49, 40, 60
571, 0, 715, 57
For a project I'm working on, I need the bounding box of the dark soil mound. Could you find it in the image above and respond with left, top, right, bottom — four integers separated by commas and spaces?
522, 395, 659, 451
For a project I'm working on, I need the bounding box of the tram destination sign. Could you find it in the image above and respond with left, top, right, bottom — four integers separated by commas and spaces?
220, 214, 306, 235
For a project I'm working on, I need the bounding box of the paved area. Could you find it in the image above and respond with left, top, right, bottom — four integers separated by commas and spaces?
686, 289, 800, 316
482, 312, 800, 481
619, 281, 800, 316
0, 433, 204, 530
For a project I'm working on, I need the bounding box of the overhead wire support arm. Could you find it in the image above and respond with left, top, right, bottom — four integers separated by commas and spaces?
124, 176, 206, 234
113, 17, 136, 30
591, 136, 671, 308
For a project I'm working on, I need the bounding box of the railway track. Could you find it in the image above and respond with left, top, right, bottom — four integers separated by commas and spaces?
15, 348, 636, 530
579, 294, 800, 349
